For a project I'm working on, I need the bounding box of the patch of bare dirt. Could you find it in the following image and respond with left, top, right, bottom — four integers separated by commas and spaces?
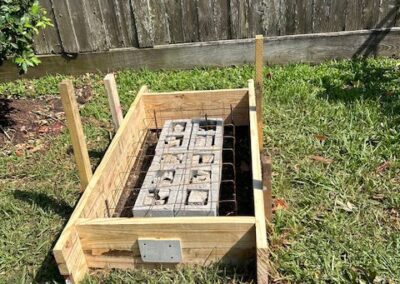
0, 97, 64, 147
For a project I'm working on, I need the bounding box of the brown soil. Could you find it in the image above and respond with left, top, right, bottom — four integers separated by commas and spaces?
114, 126, 254, 217
0, 97, 64, 146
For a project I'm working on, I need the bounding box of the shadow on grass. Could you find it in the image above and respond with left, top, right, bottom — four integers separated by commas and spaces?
12, 190, 74, 282
316, 59, 400, 127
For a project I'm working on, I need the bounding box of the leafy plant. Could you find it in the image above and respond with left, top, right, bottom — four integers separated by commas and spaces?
0, 0, 52, 73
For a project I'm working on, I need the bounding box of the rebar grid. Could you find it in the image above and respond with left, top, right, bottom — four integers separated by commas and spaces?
85, 105, 247, 219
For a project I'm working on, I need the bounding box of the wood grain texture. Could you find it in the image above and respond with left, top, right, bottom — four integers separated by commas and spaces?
197, 0, 218, 41
182, 0, 199, 42
59, 80, 93, 191
51, 0, 79, 53
142, 88, 249, 127
104, 74, 124, 129
3, 29, 400, 82
248, 79, 268, 250
33, 0, 62, 54
256, 248, 269, 284
131, 0, 155, 47
255, 35, 264, 151
261, 155, 272, 222
77, 217, 256, 269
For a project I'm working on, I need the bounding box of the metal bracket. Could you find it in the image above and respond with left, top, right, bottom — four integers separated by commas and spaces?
138, 239, 182, 263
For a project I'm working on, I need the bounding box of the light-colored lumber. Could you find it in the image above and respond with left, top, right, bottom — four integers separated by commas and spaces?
142, 88, 249, 127
76, 217, 256, 269
53, 86, 149, 282
59, 80, 92, 191
255, 35, 264, 151
248, 79, 269, 284
261, 155, 273, 222
104, 73, 124, 130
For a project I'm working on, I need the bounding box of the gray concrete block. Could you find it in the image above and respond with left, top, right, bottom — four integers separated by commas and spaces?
189, 118, 224, 151
174, 164, 221, 216
133, 169, 184, 217
150, 152, 188, 170
156, 119, 192, 153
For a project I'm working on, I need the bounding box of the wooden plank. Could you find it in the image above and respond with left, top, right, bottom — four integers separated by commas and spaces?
53, 87, 149, 277
33, 0, 62, 54
248, 79, 269, 283
255, 35, 264, 151
295, 0, 313, 34
99, 0, 123, 48
131, 0, 155, 47
262, 0, 280, 36
82, 0, 109, 51
213, 0, 230, 40
81, 86, 149, 219
149, 0, 170, 45
261, 155, 272, 222
104, 73, 124, 129
76, 217, 256, 269
378, 0, 399, 28
283, 0, 296, 35
248, 0, 264, 36
114, 0, 138, 47
197, 0, 218, 41
142, 89, 250, 127
165, 0, 184, 44
51, 0, 79, 53
181, 0, 199, 42
3, 29, 400, 82
65, 0, 92, 52
53, 229, 88, 282
345, 0, 364, 31
59, 80, 93, 191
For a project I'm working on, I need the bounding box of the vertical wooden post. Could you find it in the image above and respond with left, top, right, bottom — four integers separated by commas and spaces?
261, 155, 273, 222
104, 73, 124, 130
60, 80, 93, 192
255, 35, 264, 152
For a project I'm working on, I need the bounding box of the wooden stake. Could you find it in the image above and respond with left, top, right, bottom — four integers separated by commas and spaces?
255, 35, 264, 152
261, 155, 273, 222
60, 80, 93, 191
104, 73, 124, 130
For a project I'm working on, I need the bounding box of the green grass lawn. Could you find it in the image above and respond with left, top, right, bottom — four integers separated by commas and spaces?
0, 58, 399, 283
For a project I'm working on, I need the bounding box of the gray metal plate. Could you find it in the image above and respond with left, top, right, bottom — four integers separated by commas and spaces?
138, 239, 182, 263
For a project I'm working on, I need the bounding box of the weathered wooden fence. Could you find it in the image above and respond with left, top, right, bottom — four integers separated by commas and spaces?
35, 0, 400, 54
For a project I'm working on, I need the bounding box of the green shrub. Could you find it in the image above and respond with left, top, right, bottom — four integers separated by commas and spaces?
0, 0, 52, 73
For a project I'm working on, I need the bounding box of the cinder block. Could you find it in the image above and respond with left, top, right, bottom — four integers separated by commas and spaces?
150, 152, 188, 170
156, 119, 192, 153
174, 165, 221, 216
133, 169, 184, 217
189, 118, 224, 151
187, 150, 222, 167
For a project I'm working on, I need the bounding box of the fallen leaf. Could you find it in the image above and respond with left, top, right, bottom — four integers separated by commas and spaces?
15, 149, 24, 157
38, 125, 50, 134
314, 134, 328, 142
372, 194, 385, 201
376, 161, 391, 174
273, 199, 288, 211
310, 155, 333, 165
336, 200, 357, 212
266, 72, 273, 79
28, 144, 44, 153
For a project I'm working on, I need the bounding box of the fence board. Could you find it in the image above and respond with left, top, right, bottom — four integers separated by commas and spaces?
34, 0, 62, 54
114, 0, 138, 47
131, 0, 154, 47
14, 0, 400, 55
51, 0, 79, 53
3, 28, 400, 82
182, 0, 199, 42
165, 0, 184, 43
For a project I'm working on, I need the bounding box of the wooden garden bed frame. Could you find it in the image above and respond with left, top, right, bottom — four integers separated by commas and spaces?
54, 37, 270, 284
